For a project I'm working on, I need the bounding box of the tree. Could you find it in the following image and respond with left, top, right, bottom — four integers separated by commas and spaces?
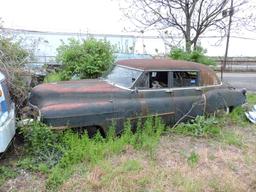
169, 46, 215, 65
56, 38, 115, 80
121, 0, 254, 52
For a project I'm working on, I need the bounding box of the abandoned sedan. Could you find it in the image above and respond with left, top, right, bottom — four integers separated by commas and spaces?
29, 59, 246, 135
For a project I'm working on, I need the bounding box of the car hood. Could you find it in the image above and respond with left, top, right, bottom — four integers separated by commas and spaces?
29, 79, 125, 109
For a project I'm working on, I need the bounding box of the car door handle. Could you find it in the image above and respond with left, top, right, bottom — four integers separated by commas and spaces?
165, 89, 173, 93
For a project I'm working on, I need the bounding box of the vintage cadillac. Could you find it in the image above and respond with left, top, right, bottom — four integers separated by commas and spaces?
29, 59, 246, 135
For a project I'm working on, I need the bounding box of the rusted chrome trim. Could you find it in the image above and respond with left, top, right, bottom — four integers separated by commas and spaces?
139, 82, 223, 92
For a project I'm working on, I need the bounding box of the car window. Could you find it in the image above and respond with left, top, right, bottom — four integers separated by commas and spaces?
135, 71, 169, 89
105, 65, 142, 88
173, 71, 199, 87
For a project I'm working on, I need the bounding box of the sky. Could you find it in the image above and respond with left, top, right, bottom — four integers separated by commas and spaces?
0, 0, 256, 56
0, 0, 125, 34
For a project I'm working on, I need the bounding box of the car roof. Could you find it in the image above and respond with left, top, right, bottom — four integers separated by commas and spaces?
116, 59, 210, 71
116, 59, 220, 85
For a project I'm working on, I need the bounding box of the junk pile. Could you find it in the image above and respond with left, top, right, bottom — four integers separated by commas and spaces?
245, 105, 256, 124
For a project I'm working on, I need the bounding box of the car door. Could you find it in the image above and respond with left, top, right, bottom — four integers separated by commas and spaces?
133, 71, 175, 126
170, 71, 205, 124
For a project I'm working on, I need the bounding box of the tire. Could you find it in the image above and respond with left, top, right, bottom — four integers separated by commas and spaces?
86, 126, 98, 138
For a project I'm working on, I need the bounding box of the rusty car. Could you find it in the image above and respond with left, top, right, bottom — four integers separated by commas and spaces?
29, 59, 246, 136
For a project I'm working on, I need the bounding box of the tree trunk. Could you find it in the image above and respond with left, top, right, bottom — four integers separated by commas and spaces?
185, 1, 191, 52
185, 38, 192, 52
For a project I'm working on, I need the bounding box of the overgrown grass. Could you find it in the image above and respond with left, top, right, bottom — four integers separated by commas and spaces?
0, 166, 17, 186
19, 117, 165, 190
171, 116, 221, 138
19, 121, 63, 171
4, 93, 255, 191
171, 114, 244, 147
247, 93, 256, 106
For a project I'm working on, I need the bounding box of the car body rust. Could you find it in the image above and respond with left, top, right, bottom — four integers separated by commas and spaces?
29, 59, 246, 135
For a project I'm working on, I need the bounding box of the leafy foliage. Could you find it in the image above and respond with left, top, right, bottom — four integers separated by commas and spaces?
0, 37, 28, 65
55, 38, 115, 80
169, 47, 215, 66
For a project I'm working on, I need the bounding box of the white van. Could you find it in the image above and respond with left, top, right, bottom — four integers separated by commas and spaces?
0, 72, 16, 153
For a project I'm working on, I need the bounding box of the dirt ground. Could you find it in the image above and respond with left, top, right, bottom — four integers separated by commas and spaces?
1, 123, 256, 192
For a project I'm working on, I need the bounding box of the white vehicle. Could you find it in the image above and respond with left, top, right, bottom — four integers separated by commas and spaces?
0, 72, 16, 153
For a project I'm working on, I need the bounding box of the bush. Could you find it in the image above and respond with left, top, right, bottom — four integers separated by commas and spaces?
0, 36, 31, 117
43, 71, 63, 83
55, 38, 115, 80
169, 46, 215, 66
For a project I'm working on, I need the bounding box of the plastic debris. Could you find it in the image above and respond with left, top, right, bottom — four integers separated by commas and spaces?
245, 105, 256, 124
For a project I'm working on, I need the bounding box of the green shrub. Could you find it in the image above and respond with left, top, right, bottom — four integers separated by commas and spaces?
169, 46, 215, 66
43, 72, 63, 83
55, 38, 115, 80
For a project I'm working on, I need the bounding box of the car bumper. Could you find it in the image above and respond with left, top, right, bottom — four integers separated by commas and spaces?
0, 107, 16, 153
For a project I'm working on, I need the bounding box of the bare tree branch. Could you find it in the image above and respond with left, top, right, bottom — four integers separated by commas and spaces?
120, 0, 254, 51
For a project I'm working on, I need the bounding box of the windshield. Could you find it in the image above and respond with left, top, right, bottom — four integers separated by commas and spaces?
105, 65, 142, 88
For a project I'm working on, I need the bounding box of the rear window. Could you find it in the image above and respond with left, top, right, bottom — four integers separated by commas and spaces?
173, 71, 199, 87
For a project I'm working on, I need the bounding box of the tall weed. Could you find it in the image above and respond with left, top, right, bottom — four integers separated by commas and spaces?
31, 116, 166, 190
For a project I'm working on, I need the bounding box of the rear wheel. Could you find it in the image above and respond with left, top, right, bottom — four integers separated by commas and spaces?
86, 126, 98, 138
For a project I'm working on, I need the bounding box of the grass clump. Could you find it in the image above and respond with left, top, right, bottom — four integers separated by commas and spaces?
220, 131, 243, 147
171, 115, 244, 147
247, 93, 256, 106
171, 171, 204, 192
171, 116, 221, 138
0, 166, 17, 186
187, 151, 200, 167
121, 160, 143, 172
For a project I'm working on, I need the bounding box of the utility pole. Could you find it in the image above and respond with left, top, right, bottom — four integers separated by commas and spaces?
221, 0, 234, 81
